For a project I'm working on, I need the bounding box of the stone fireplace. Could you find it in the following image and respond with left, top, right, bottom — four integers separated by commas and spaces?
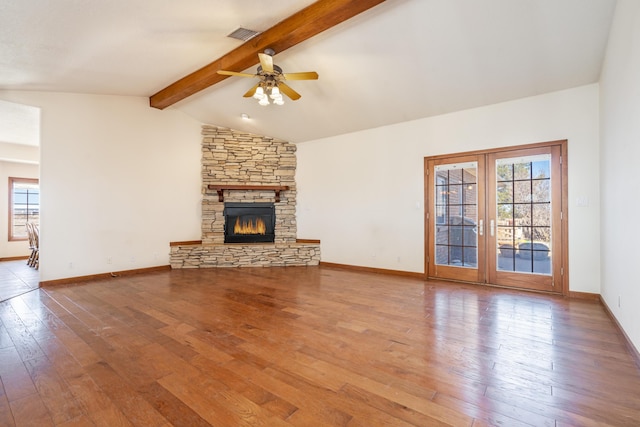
170, 125, 320, 268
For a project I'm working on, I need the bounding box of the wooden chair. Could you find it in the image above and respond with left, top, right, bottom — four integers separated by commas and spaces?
33, 224, 39, 269
26, 222, 39, 269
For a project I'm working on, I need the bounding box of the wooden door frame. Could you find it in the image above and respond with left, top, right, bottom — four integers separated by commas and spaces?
424, 139, 569, 296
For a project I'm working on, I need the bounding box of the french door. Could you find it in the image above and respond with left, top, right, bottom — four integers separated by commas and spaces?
425, 142, 566, 293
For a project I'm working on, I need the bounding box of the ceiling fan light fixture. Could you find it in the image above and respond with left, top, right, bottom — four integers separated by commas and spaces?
219, 50, 314, 106
253, 86, 265, 99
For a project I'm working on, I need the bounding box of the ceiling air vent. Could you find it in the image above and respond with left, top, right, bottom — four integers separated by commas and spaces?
227, 27, 261, 42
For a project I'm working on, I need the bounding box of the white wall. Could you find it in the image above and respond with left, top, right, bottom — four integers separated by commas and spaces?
0, 91, 203, 282
0, 142, 39, 163
599, 0, 640, 351
0, 161, 39, 258
297, 84, 601, 294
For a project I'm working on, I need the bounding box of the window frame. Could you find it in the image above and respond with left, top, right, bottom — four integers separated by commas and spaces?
8, 177, 40, 242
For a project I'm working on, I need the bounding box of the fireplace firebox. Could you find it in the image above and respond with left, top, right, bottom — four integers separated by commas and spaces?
223, 202, 275, 243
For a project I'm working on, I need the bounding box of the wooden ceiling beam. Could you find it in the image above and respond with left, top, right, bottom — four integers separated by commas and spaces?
149, 0, 386, 109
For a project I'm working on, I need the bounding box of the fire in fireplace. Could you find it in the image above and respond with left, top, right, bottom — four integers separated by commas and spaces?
223, 202, 275, 243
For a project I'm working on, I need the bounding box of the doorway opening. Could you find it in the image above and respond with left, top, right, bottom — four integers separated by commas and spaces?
0, 99, 41, 296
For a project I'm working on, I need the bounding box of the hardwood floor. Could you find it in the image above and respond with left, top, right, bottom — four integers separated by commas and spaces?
1, 266, 639, 426
0, 260, 39, 303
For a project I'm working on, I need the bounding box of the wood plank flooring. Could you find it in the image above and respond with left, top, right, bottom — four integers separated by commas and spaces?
1, 265, 639, 426
0, 260, 39, 303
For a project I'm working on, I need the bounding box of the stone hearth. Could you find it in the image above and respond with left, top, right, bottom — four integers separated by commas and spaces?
170, 125, 320, 268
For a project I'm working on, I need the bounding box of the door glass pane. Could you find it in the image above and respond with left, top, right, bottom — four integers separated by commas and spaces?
497, 181, 513, 203
434, 162, 478, 268
532, 180, 550, 202
495, 154, 551, 275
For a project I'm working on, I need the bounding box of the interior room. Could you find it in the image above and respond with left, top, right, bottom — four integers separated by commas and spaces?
1, 0, 639, 425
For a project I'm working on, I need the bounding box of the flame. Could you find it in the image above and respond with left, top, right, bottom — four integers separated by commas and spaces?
234, 217, 267, 235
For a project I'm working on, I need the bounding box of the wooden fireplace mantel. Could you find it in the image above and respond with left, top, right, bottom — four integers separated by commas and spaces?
208, 185, 290, 202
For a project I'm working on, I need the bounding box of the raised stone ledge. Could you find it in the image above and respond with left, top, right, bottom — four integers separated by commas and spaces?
170, 242, 321, 269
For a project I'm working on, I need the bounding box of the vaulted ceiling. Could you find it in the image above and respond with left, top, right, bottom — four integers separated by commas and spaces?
0, 0, 617, 143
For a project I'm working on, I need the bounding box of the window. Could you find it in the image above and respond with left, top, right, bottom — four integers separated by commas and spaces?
9, 177, 39, 241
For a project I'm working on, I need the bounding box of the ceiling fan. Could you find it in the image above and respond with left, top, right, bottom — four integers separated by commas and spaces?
217, 48, 318, 105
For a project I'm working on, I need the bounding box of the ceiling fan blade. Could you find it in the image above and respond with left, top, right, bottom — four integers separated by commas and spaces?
217, 70, 256, 78
278, 82, 301, 100
243, 83, 260, 98
258, 53, 274, 73
282, 71, 319, 80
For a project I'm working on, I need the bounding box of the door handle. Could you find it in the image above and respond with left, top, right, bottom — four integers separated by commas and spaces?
478, 219, 484, 236
490, 219, 495, 237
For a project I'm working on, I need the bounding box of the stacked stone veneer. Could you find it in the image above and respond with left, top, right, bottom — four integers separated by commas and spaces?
170, 125, 320, 268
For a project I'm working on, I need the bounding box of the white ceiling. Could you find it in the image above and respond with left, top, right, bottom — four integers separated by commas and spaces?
0, 0, 617, 143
